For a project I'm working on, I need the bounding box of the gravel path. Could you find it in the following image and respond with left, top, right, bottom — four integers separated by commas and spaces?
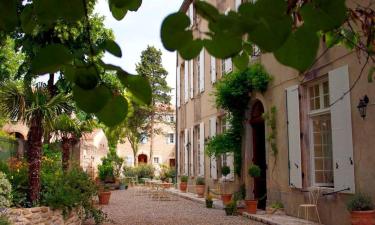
90, 188, 264, 225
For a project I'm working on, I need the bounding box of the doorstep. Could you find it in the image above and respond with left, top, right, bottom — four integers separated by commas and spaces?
166, 188, 321, 225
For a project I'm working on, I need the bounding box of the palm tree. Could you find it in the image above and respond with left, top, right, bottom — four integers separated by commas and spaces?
0, 81, 71, 204
51, 114, 95, 171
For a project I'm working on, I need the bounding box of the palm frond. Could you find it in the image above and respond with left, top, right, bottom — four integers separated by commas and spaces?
0, 81, 26, 122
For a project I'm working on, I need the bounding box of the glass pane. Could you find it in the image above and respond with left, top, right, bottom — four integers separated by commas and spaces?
315, 159, 323, 170
324, 159, 333, 170
323, 81, 329, 95
315, 171, 324, 183
326, 171, 334, 183
315, 145, 323, 157
324, 95, 330, 108
315, 97, 320, 109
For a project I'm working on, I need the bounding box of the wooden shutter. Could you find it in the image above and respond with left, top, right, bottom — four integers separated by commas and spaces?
190, 61, 194, 99
209, 117, 218, 179
286, 85, 302, 189
226, 153, 235, 181
199, 122, 205, 176
190, 127, 194, 175
177, 65, 180, 107
329, 65, 355, 193
210, 56, 216, 83
199, 50, 205, 92
184, 61, 188, 103
184, 129, 188, 175
189, 4, 194, 26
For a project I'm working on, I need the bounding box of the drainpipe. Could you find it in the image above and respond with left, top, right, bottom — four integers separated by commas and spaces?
175, 52, 179, 185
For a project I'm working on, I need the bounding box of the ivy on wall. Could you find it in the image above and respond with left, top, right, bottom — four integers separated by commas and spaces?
263, 106, 278, 156
205, 63, 272, 175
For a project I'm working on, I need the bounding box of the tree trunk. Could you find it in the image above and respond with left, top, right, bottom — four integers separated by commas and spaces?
61, 136, 70, 171
149, 113, 154, 165
26, 115, 44, 204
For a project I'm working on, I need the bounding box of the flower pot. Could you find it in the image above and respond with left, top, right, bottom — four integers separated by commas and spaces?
221, 194, 233, 206
98, 191, 111, 205
245, 199, 258, 214
119, 184, 126, 190
196, 185, 205, 198
206, 200, 213, 208
350, 210, 375, 225
180, 182, 187, 192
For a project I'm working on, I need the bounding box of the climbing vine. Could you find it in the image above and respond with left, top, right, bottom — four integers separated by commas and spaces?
205, 63, 272, 175
263, 106, 278, 157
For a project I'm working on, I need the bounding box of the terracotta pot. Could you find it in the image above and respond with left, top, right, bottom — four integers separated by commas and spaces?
196, 185, 205, 198
245, 199, 258, 214
221, 194, 233, 206
350, 210, 375, 225
180, 182, 187, 192
98, 191, 111, 205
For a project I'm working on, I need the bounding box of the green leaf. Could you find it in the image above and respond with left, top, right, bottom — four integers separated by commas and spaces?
274, 26, 319, 72
20, 5, 37, 34
73, 85, 112, 113
195, 1, 220, 22
60, 0, 85, 22
63, 65, 76, 82
204, 34, 242, 58
161, 12, 193, 51
96, 95, 128, 127
103, 40, 122, 57
109, 1, 128, 20
74, 66, 99, 90
325, 31, 341, 48
117, 72, 152, 105
233, 52, 249, 71
179, 40, 203, 60
31, 44, 73, 75
35, 0, 85, 23
368, 67, 375, 83
240, 0, 293, 52
300, 0, 347, 32
0, 0, 18, 32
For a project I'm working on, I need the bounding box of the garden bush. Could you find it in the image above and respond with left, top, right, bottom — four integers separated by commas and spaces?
134, 164, 154, 179
0, 172, 12, 208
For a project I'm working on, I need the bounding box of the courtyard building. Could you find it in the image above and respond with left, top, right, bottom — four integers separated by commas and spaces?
175, 0, 375, 225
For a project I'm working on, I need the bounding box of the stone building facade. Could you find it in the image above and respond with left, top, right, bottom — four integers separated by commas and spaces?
176, 0, 375, 224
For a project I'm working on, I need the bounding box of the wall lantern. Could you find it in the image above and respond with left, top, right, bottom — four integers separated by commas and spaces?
357, 95, 369, 119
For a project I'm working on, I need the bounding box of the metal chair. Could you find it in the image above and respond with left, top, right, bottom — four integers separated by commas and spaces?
298, 187, 322, 224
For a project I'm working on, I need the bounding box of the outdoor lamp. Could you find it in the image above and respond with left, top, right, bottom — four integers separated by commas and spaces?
357, 95, 369, 119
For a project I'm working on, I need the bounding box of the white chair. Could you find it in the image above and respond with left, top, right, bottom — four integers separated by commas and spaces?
298, 187, 322, 224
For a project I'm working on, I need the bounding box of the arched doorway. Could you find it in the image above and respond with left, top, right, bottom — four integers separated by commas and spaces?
138, 154, 148, 164
250, 100, 267, 209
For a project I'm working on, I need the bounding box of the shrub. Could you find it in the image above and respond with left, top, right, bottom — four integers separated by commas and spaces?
221, 166, 230, 177
270, 201, 284, 209
196, 177, 205, 185
123, 166, 136, 177
248, 164, 261, 178
0, 172, 12, 208
134, 164, 154, 179
160, 165, 175, 181
347, 193, 374, 211
98, 162, 114, 182
180, 175, 188, 183
0, 216, 11, 225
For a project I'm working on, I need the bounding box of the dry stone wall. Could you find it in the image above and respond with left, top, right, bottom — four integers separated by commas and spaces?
6, 206, 82, 225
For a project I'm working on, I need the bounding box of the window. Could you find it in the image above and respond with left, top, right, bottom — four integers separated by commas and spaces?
153, 157, 159, 164
140, 133, 148, 144
195, 125, 200, 176
167, 133, 175, 144
169, 115, 175, 122
308, 79, 334, 187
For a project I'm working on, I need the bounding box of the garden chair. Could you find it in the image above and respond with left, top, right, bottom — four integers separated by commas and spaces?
298, 187, 322, 224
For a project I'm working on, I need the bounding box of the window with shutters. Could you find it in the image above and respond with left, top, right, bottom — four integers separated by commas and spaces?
195, 125, 200, 176
308, 79, 334, 187
219, 116, 228, 166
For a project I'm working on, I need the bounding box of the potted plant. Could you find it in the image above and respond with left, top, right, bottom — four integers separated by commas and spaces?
180, 175, 188, 192
98, 185, 111, 205
347, 193, 375, 225
206, 194, 214, 208
224, 200, 237, 216
119, 179, 128, 190
245, 164, 261, 214
266, 202, 285, 215
195, 176, 205, 198
221, 165, 232, 205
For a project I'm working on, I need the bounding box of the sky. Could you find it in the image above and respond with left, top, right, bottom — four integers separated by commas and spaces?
94, 0, 184, 104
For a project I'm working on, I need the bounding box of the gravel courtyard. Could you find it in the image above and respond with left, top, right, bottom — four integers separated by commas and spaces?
94, 188, 264, 225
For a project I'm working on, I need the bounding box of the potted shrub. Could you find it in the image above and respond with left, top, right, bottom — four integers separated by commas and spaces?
347, 193, 375, 225
98, 185, 111, 205
224, 200, 237, 216
180, 175, 188, 192
221, 165, 232, 205
245, 164, 261, 214
206, 194, 214, 208
98, 162, 115, 183
195, 176, 205, 198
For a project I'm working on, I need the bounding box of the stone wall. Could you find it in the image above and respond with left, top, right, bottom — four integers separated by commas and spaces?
6, 206, 82, 225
